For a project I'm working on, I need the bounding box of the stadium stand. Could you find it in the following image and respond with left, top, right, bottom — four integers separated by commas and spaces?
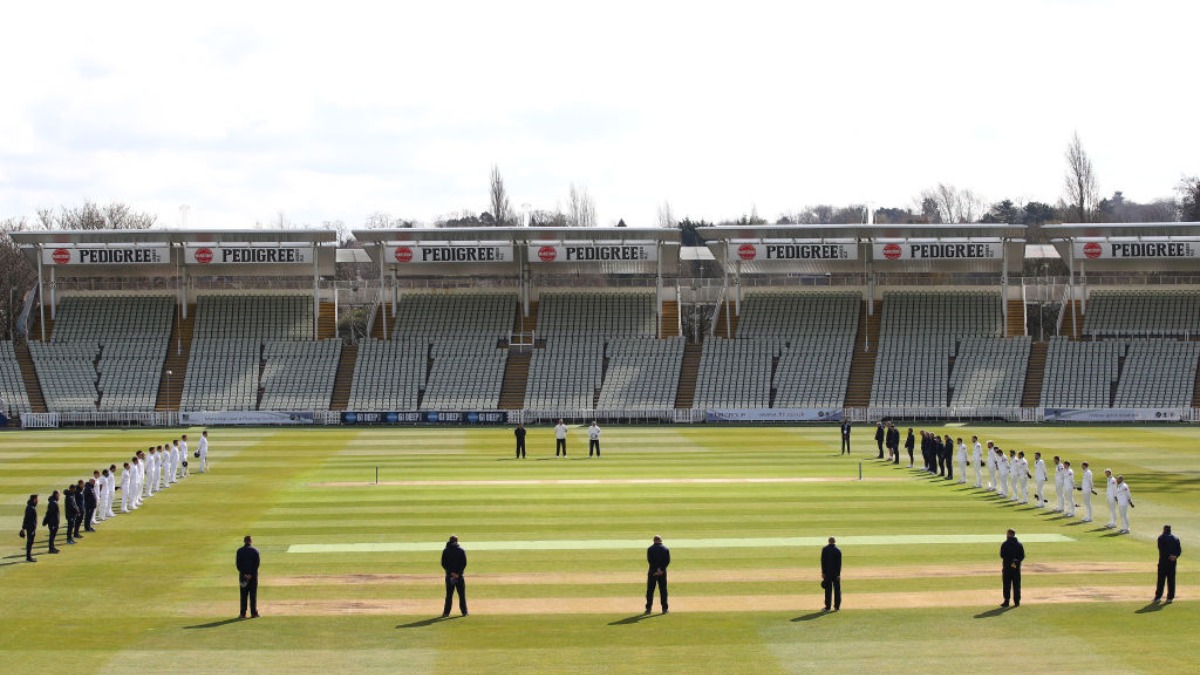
525, 336, 605, 409
1083, 289, 1200, 338
392, 293, 515, 338
1113, 339, 1200, 407
597, 337, 684, 410
0, 341, 34, 414
260, 339, 342, 410
870, 291, 1025, 408
535, 291, 657, 337
422, 337, 508, 409
692, 338, 778, 409
1039, 337, 1122, 408
28, 296, 174, 412
347, 339, 426, 410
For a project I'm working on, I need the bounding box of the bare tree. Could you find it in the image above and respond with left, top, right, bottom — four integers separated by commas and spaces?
917, 184, 986, 223
489, 165, 513, 226
0, 218, 38, 340
1063, 132, 1099, 223
567, 183, 596, 227
363, 211, 416, 229
657, 201, 675, 228
38, 200, 157, 230
1178, 176, 1200, 222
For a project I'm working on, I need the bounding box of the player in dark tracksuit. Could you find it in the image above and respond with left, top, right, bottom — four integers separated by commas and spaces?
840, 421, 851, 455
887, 425, 900, 464
904, 428, 915, 468
42, 490, 61, 554
942, 434, 954, 480
874, 423, 885, 459
513, 424, 527, 459
20, 494, 38, 562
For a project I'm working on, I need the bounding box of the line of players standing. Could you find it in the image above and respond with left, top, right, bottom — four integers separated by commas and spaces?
19, 431, 209, 562
864, 422, 1136, 534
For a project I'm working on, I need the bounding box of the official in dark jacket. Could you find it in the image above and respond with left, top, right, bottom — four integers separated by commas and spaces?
645, 535, 671, 614
71, 480, 86, 539
83, 479, 98, 532
236, 535, 261, 618
874, 423, 885, 459
1000, 529, 1025, 607
441, 535, 468, 617
821, 537, 842, 611
840, 421, 851, 455
887, 424, 900, 464
514, 424, 527, 459
904, 428, 915, 468
64, 484, 80, 544
1156, 524, 1182, 603
42, 490, 61, 554
20, 494, 38, 562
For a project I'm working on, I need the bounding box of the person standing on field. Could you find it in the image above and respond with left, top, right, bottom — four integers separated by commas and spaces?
197, 431, 209, 473
42, 490, 61, 554
904, 428, 915, 468
120, 462, 133, 513
1015, 451, 1030, 504
1000, 529, 1024, 607
971, 436, 983, 488
874, 422, 885, 460
955, 438, 967, 484
554, 419, 568, 458
1062, 461, 1076, 517
20, 494, 39, 562
179, 435, 190, 478
840, 420, 851, 455
441, 535, 468, 617
236, 535, 260, 619
1104, 469, 1118, 529
1155, 525, 1181, 604
1079, 462, 1095, 522
1053, 456, 1065, 512
588, 421, 601, 458
985, 441, 997, 490
645, 535, 670, 615
821, 537, 842, 612
1034, 452, 1048, 508
514, 424, 526, 459
1115, 475, 1134, 534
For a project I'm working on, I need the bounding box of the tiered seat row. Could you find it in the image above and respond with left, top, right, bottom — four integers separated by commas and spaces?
1084, 290, 1200, 337
773, 335, 856, 407
182, 339, 261, 411
950, 337, 1031, 407
597, 337, 684, 410
737, 292, 860, 337
348, 340, 426, 410
422, 338, 507, 409
392, 294, 515, 337
1040, 337, 1122, 408
525, 337, 605, 409
693, 339, 779, 409
1113, 339, 1200, 407
536, 292, 657, 336
193, 295, 312, 340
260, 339, 342, 410
0, 342, 32, 415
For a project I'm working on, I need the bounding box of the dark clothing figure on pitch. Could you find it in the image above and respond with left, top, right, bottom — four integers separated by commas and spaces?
821, 539, 842, 611
514, 425, 526, 459
42, 492, 61, 554
70, 484, 84, 539
874, 423, 885, 459
1000, 531, 1025, 607
887, 426, 900, 464
1156, 525, 1182, 602
83, 480, 98, 532
64, 485, 80, 543
236, 538, 261, 618
904, 429, 915, 467
20, 496, 38, 562
442, 537, 468, 617
840, 422, 851, 455
646, 537, 671, 614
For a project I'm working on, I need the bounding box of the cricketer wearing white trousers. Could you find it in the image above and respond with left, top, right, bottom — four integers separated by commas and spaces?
1054, 462, 1065, 512
996, 452, 1008, 497
1116, 479, 1133, 533
120, 466, 133, 513
1062, 466, 1076, 517
1104, 472, 1118, 528
144, 452, 157, 498
179, 438, 189, 477
1034, 457, 1047, 507
972, 440, 983, 488
93, 473, 106, 524
986, 444, 997, 490
1080, 467, 1094, 522
197, 434, 208, 473
1015, 456, 1030, 503
955, 442, 967, 484
1007, 453, 1019, 501
105, 467, 117, 518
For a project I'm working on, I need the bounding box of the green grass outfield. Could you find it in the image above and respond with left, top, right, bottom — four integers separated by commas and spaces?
1, 424, 1196, 674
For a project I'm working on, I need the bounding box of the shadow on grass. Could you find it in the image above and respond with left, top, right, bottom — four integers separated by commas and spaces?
183, 618, 244, 629
0, 560, 30, 567
396, 616, 452, 629
1064, 521, 1087, 526
1135, 602, 1165, 614
974, 605, 1015, 619
608, 613, 662, 625
791, 611, 831, 622
1101, 531, 1128, 538
1088, 527, 1111, 533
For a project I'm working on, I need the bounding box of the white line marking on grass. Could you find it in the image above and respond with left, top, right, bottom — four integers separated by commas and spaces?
308, 476, 905, 487
288, 533, 1074, 554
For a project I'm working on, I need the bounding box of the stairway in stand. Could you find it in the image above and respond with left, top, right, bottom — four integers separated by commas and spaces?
1006, 299, 1026, 337
155, 304, 195, 412
659, 300, 680, 338
842, 300, 881, 408
317, 302, 337, 340
1060, 300, 1084, 340
329, 343, 358, 411
714, 301, 739, 338
498, 352, 530, 410
673, 343, 702, 409
15, 341, 47, 414
1021, 341, 1048, 408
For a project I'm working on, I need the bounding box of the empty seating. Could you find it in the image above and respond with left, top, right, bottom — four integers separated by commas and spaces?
950, 337, 1031, 407
392, 293, 515, 337
1084, 290, 1200, 338
0, 342, 32, 415
536, 291, 657, 336
693, 339, 778, 409
598, 337, 684, 410
1114, 339, 1200, 407
1040, 337, 1122, 407
348, 339, 427, 410
525, 337, 605, 409
422, 337, 507, 409
773, 335, 856, 407
193, 295, 312, 340
260, 340, 342, 410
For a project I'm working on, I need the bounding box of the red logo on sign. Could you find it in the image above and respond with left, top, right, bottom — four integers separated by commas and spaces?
882, 243, 902, 260
51, 248, 71, 265
195, 248, 214, 264
737, 244, 757, 261
395, 247, 413, 263
1082, 242, 1102, 259
537, 246, 557, 262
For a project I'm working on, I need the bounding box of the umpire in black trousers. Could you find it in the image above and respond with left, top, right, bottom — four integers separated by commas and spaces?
442, 535, 468, 617
874, 422, 885, 459
821, 537, 842, 611
19, 494, 38, 562
42, 490, 61, 554
514, 424, 527, 459
236, 535, 261, 618
1156, 524, 1182, 603
645, 535, 671, 614
1000, 529, 1024, 607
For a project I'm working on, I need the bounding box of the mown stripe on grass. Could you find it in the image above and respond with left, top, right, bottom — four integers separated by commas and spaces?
309, 476, 904, 487
289, 533, 1074, 554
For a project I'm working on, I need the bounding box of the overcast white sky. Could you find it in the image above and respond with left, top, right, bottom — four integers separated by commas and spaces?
1, 0, 1196, 229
